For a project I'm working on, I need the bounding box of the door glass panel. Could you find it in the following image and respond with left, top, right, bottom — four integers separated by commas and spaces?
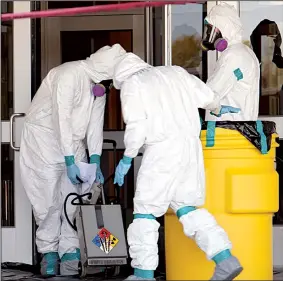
1, 144, 14, 227
1, 1, 13, 121
171, 3, 207, 81
240, 1, 283, 116
60, 29, 133, 131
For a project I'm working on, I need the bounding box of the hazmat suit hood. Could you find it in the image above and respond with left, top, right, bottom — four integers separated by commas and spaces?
113, 53, 153, 89
81, 44, 127, 83
205, 3, 243, 44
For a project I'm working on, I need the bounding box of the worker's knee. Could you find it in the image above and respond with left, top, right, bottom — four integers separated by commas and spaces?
176, 206, 197, 219
127, 213, 159, 245
176, 207, 217, 238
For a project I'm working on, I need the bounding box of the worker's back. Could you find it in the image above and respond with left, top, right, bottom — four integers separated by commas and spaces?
143, 66, 202, 142
25, 60, 98, 143
26, 61, 85, 127
121, 64, 203, 143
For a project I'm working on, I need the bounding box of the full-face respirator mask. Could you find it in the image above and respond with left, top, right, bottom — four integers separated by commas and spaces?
201, 23, 228, 52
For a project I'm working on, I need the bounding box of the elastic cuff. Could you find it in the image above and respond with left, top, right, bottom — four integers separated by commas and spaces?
64, 155, 75, 166
134, 214, 156, 220
176, 206, 196, 219
43, 252, 59, 260
90, 154, 101, 165
61, 248, 81, 262
122, 156, 132, 164
212, 249, 231, 264
134, 268, 154, 279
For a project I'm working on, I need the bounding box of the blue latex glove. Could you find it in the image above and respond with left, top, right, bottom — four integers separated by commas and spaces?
95, 166, 104, 184
114, 156, 132, 187
65, 156, 82, 185
90, 154, 104, 184
210, 105, 241, 117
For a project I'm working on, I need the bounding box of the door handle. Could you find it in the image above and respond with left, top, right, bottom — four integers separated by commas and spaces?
10, 113, 25, 151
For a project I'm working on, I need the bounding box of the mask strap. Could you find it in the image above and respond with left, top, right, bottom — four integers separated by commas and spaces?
209, 25, 217, 42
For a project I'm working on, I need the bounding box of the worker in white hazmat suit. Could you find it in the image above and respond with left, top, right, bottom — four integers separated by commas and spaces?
19, 44, 126, 277
112, 53, 243, 281
201, 2, 260, 121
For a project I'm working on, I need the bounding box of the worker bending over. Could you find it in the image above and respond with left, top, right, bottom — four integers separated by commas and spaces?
113, 52, 243, 281
20, 44, 126, 277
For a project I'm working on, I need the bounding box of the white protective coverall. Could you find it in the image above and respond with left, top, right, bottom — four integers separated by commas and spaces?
113, 53, 232, 272
205, 3, 260, 121
19, 44, 126, 257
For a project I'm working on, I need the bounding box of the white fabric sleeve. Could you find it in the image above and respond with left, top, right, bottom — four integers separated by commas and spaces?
206, 53, 238, 102
121, 79, 147, 159
52, 72, 77, 156
87, 95, 106, 156
189, 74, 221, 111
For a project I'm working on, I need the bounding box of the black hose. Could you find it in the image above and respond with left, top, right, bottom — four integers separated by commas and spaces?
63, 192, 92, 232
64, 139, 119, 230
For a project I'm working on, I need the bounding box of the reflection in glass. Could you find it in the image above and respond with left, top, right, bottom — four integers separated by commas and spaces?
171, 3, 207, 81
241, 1, 283, 116
171, 3, 207, 120
1, 2, 13, 121
1, 144, 14, 227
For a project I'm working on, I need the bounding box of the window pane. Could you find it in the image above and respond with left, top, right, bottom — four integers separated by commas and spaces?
171, 3, 207, 119
240, 1, 283, 116
1, 2, 13, 121
171, 3, 207, 81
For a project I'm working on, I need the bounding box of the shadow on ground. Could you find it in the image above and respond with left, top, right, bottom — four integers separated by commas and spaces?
2, 269, 125, 281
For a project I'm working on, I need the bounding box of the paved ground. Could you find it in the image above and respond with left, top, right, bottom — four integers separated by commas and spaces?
1, 257, 165, 281
1, 264, 126, 281
2, 267, 283, 280
2, 269, 124, 281
2, 270, 283, 280
1, 267, 164, 281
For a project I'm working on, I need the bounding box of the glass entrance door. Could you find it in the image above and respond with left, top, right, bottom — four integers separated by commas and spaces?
1, 1, 33, 264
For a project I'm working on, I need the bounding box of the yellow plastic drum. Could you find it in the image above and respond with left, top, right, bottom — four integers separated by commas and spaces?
165, 127, 279, 280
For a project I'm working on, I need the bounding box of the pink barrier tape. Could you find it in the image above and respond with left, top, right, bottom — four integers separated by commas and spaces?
1, 1, 205, 21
